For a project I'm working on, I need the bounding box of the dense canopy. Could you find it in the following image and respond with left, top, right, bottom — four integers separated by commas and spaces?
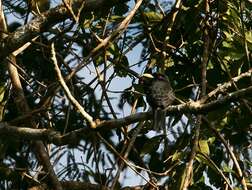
0, 0, 251, 189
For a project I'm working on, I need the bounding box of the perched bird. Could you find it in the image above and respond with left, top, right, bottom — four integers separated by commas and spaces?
139, 73, 175, 131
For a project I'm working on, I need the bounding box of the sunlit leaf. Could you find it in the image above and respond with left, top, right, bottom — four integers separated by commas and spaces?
245, 31, 252, 44
222, 163, 235, 174
143, 11, 163, 23
0, 85, 5, 103
172, 151, 183, 162
198, 140, 210, 155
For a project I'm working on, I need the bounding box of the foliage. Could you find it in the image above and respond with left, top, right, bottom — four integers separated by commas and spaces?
0, 0, 251, 189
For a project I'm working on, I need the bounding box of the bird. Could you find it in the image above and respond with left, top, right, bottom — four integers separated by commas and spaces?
139, 73, 175, 131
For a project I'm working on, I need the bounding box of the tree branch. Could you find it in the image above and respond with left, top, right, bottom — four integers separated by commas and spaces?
0, 0, 120, 62
200, 68, 252, 103
51, 43, 96, 128
204, 117, 248, 190
1, 84, 252, 146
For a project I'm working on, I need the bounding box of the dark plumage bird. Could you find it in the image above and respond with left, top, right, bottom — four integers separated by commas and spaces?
139, 73, 175, 131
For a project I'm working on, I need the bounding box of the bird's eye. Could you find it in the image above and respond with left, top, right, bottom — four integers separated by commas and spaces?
139, 78, 144, 84
157, 75, 165, 80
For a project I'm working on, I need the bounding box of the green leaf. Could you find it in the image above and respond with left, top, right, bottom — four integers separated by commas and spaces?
222, 163, 235, 174
140, 135, 163, 156
198, 140, 210, 155
143, 11, 163, 23
171, 151, 183, 162
207, 137, 215, 144
223, 31, 233, 41
114, 55, 129, 77
245, 31, 252, 44
110, 15, 124, 22
222, 41, 233, 48
196, 154, 219, 174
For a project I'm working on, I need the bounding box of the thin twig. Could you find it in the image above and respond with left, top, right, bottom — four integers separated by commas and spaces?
218, 56, 252, 115
197, 152, 233, 189
66, 0, 144, 80
181, 122, 200, 190
98, 125, 157, 189
204, 117, 248, 190
51, 43, 96, 128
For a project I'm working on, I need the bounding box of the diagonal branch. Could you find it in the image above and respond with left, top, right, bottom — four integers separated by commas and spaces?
200, 68, 252, 103
1, 2, 62, 189
7, 57, 63, 190
51, 43, 96, 128
0, 0, 120, 62
204, 117, 248, 190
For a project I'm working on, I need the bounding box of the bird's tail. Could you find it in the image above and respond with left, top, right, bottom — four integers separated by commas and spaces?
153, 109, 166, 132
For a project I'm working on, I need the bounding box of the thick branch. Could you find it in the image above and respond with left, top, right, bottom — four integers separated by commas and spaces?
0, 122, 60, 141
7, 60, 63, 190
61, 181, 109, 190
200, 68, 252, 103
0, 0, 120, 62
1, 85, 252, 146
0, 165, 108, 190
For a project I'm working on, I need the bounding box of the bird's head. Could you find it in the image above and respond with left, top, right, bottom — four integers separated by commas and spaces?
139, 73, 154, 86
152, 73, 167, 81
139, 73, 167, 85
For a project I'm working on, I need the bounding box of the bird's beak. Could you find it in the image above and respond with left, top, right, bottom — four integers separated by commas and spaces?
141, 73, 154, 78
